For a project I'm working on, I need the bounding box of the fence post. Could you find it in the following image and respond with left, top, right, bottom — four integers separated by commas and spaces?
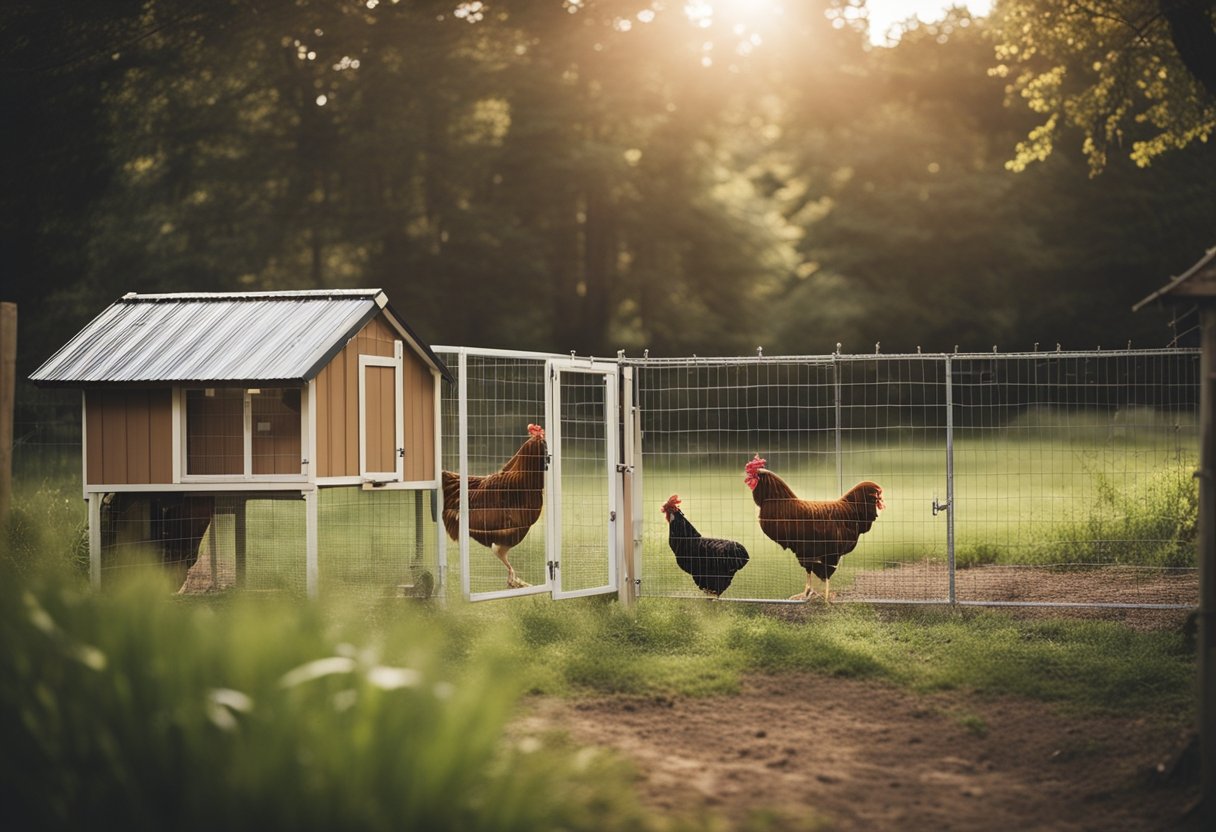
1199, 308, 1216, 825
0, 302, 15, 533
945, 355, 956, 605
833, 351, 843, 494
619, 366, 636, 606
457, 350, 470, 600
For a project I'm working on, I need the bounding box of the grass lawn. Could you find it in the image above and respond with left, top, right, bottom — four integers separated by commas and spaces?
0, 556, 1198, 830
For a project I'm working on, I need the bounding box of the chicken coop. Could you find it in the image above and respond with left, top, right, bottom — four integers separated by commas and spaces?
29, 299, 1204, 609
30, 290, 451, 598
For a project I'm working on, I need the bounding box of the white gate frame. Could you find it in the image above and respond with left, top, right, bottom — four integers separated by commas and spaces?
435, 346, 628, 603
548, 357, 621, 600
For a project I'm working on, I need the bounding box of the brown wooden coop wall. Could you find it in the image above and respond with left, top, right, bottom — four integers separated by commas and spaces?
85, 389, 174, 485
314, 314, 436, 481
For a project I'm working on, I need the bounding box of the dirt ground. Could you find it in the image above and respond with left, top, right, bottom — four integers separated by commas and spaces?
520, 565, 1200, 831
844, 561, 1197, 617
520, 672, 1201, 831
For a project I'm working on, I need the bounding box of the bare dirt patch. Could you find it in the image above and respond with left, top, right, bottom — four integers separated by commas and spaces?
519, 674, 1200, 831
843, 561, 1196, 630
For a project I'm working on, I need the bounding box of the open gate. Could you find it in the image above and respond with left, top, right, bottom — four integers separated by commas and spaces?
437, 348, 622, 602
548, 358, 619, 599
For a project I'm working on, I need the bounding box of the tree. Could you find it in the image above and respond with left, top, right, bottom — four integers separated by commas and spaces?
990, 0, 1216, 173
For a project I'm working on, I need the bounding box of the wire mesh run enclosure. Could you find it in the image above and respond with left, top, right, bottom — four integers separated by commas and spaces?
93, 488, 440, 599
317, 487, 439, 599
631, 350, 1200, 608
435, 348, 621, 601
95, 494, 307, 594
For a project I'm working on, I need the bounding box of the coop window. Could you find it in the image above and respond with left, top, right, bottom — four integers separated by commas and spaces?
185, 387, 303, 478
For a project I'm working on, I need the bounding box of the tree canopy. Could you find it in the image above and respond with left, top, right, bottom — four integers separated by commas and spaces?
990, 0, 1216, 172
2, 0, 1214, 371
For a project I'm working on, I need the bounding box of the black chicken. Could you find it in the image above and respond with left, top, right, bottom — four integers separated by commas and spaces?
660, 494, 749, 597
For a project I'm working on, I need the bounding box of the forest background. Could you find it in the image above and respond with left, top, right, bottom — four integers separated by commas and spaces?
4, 0, 1216, 375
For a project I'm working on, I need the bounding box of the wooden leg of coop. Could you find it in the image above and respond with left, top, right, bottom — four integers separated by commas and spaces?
413, 490, 423, 565
88, 493, 102, 589
208, 515, 218, 590
304, 490, 318, 598
234, 498, 247, 589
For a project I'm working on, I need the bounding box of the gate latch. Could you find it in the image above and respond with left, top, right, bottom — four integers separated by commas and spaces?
548, 560, 557, 581
932, 497, 950, 516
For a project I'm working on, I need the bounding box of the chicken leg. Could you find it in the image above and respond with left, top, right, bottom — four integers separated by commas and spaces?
789, 572, 835, 603
492, 543, 531, 589
789, 572, 821, 602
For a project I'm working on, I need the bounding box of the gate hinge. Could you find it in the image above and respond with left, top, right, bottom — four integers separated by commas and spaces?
609, 510, 617, 522
548, 560, 557, 581
616, 463, 634, 473
932, 498, 950, 516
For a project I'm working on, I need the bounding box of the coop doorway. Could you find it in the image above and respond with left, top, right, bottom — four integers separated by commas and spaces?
358, 341, 404, 483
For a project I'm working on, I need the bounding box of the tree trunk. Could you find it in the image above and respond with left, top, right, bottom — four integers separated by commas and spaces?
1161, 0, 1216, 100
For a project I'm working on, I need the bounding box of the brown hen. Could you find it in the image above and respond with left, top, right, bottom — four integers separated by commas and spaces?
441, 424, 547, 589
745, 454, 884, 602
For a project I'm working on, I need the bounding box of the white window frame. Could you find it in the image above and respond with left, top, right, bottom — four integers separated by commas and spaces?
358, 341, 404, 483
178, 385, 309, 483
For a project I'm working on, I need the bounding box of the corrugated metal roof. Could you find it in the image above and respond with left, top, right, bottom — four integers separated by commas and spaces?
30, 290, 450, 385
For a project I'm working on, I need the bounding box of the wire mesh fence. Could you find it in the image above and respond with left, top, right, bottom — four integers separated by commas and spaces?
317, 487, 438, 599
93, 494, 309, 594
631, 350, 1200, 608
8, 348, 1203, 609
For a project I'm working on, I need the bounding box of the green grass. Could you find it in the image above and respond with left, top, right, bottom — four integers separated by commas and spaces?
9, 418, 1196, 601
453, 596, 1195, 719
640, 433, 1197, 598
0, 532, 1196, 830
0, 565, 662, 832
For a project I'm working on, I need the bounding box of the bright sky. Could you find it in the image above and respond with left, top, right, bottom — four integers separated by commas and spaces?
865, 0, 992, 45
681, 1, 994, 47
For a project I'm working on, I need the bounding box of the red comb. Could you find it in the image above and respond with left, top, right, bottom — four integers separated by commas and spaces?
527, 424, 545, 439
660, 494, 681, 516
745, 454, 767, 475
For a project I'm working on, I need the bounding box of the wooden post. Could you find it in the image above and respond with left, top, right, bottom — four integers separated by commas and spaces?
207, 512, 218, 590
1199, 306, 1216, 825
413, 489, 424, 565
0, 303, 15, 533
87, 493, 101, 589
304, 489, 318, 598
234, 497, 247, 588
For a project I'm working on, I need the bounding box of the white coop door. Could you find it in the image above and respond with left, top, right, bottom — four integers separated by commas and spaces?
547, 360, 619, 600
358, 342, 404, 482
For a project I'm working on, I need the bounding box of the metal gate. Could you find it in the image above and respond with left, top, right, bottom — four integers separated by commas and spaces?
548, 359, 620, 599
436, 348, 620, 602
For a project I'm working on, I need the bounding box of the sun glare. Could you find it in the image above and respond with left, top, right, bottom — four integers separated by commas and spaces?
684, 0, 785, 28
865, 0, 992, 45
681, 0, 991, 46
